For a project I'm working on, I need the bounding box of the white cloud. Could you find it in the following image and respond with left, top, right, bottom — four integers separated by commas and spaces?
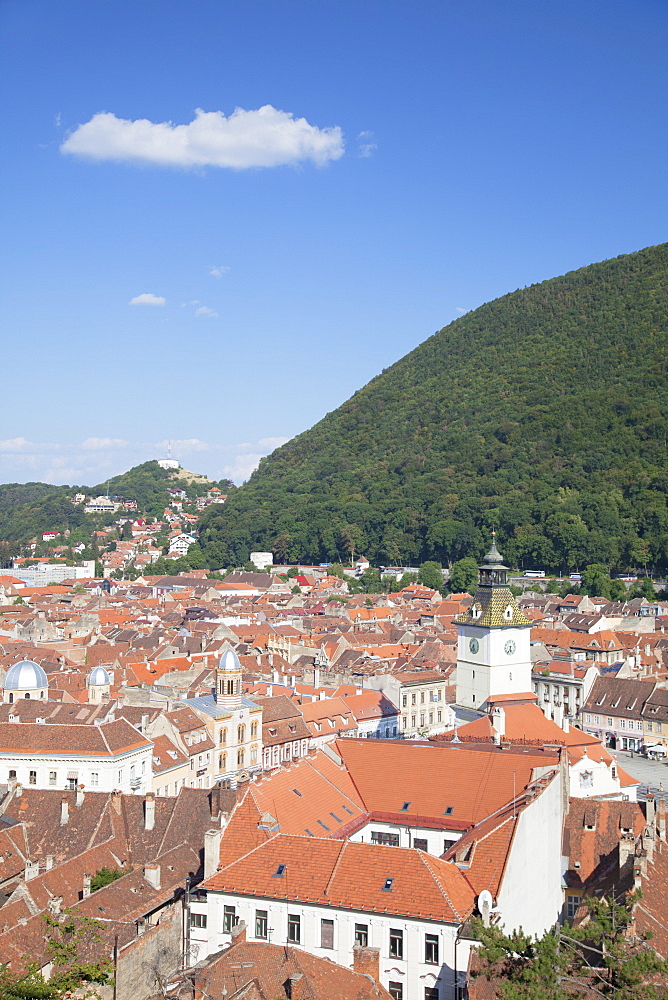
195, 306, 219, 318
158, 438, 211, 454
357, 130, 377, 158
130, 292, 166, 306
209, 265, 230, 278
61, 106, 344, 170
82, 437, 128, 450
0, 437, 32, 453
455, 307, 467, 314
221, 452, 265, 484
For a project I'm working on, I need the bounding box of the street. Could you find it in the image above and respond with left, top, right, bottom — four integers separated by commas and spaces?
614, 748, 668, 801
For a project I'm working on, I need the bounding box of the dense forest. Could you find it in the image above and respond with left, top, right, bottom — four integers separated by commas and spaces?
198, 243, 668, 574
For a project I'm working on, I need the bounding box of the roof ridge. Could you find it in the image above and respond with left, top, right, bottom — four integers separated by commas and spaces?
324, 839, 347, 896
417, 850, 466, 922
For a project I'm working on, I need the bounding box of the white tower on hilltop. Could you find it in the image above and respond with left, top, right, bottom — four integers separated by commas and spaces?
158, 440, 179, 471
455, 534, 533, 711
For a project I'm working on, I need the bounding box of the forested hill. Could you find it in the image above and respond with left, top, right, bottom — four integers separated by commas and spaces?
199, 243, 668, 574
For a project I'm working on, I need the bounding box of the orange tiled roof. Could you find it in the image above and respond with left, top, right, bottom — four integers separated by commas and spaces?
204, 834, 476, 923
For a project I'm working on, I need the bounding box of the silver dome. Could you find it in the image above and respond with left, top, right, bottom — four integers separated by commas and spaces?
4, 659, 48, 691
218, 647, 241, 673
88, 666, 111, 686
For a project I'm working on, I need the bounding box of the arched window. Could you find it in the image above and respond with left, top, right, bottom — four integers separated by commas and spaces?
24, 693, 30, 700
219, 728, 227, 745
237, 725, 246, 744
219, 753, 226, 771
226, 679, 235, 695
237, 749, 244, 768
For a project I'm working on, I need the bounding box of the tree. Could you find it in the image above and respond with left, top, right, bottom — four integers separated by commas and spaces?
580, 563, 613, 599
629, 577, 657, 601
90, 865, 128, 892
418, 560, 444, 592
449, 557, 479, 594
471, 892, 668, 1000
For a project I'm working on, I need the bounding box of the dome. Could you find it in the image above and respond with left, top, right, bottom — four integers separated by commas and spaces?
218, 647, 241, 673
88, 666, 111, 686
4, 659, 48, 691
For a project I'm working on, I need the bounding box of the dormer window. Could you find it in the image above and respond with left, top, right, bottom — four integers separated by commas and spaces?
504, 606, 513, 620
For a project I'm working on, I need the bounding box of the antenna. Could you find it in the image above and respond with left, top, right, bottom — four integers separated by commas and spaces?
167, 440, 172, 461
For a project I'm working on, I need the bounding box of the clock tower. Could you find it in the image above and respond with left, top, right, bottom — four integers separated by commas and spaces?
455, 534, 533, 711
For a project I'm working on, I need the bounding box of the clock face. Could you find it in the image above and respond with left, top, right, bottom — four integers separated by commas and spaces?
469, 638, 479, 654
504, 639, 516, 655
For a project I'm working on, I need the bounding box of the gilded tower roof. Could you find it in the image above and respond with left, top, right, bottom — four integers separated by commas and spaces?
454, 535, 532, 629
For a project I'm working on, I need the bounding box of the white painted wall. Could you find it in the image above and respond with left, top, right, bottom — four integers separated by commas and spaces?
494, 771, 563, 938
189, 891, 471, 1000
349, 820, 463, 857
456, 625, 532, 709
0, 743, 153, 795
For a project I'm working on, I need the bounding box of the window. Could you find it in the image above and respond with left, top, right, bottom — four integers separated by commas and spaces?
420, 692, 425, 704
48, 771, 57, 786
389, 985, 403, 1000
251, 721, 258, 738
420, 713, 425, 727
29, 770, 37, 785
8, 770, 16, 781
585, 714, 591, 724
355, 923, 368, 947
607, 717, 613, 727
237, 749, 245, 767
619, 719, 625, 729
238, 725, 246, 743
371, 831, 400, 846
223, 905, 237, 933
425, 990, 439, 1000
118, 769, 124, 783
250, 746, 258, 764
219, 753, 226, 771
287, 914, 300, 944
414, 838, 428, 850
402, 716, 407, 730
255, 910, 268, 938
566, 895, 580, 919
437, 710, 442, 723
425, 934, 439, 964
443, 838, 457, 853
647, 722, 653, 733
190, 912, 207, 928
219, 728, 227, 744
321, 918, 334, 949
593, 715, 599, 725
389, 928, 403, 959
411, 715, 416, 728
411, 693, 416, 705
428, 711, 433, 724
402, 695, 407, 707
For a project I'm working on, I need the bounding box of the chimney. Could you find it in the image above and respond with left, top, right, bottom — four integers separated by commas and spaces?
60, 797, 69, 826
231, 920, 247, 945
288, 973, 306, 999
314, 666, 320, 688
144, 864, 161, 889
562, 715, 570, 734
144, 792, 155, 831
82, 873, 91, 898
657, 796, 666, 840
491, 706, 505, 738
45, 855, 54, 871
47, 895, 62, 916
272, 668, 279, 683
25, 859, 40, 881
646, 794, 656, 827
619, 832, 636, 872
14, 782, 22, 798
76, 784, 85, 807
204, 828, 222, 879
352, 946, 381, 983
141, 713, 149, 732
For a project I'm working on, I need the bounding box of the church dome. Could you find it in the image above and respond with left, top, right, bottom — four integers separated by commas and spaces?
4, 659, 48, 691
88, 666, 111, 686
218, 647, 241, 673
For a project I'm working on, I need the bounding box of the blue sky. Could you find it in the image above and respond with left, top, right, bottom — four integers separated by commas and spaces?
1, 0, 666, 486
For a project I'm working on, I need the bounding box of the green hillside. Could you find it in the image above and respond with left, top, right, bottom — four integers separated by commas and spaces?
199, 244, 668, 573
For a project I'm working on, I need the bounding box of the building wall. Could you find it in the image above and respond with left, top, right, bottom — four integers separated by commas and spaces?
349, 820, 463, 856
456, 626, 532, 709
495, 772, 563, 939
115, 901, 183, 1000
0, 744, 153, 794
190, 891, 469, 1000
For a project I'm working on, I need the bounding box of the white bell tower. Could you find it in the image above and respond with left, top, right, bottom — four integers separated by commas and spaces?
455, 534, 533, 711
216, 646, 243, 709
